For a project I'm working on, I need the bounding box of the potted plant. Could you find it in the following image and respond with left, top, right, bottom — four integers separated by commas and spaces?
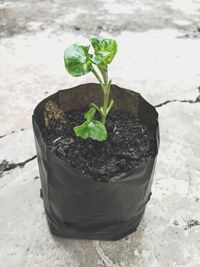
32, 38, 159, 240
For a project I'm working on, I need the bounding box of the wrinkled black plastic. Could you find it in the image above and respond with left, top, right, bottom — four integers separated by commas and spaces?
32, 83, 159, 240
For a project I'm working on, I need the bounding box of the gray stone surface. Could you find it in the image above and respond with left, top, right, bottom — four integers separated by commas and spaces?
0, 0, 200, 266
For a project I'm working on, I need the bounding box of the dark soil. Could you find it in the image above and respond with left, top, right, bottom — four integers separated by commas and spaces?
42, 108, 157, 183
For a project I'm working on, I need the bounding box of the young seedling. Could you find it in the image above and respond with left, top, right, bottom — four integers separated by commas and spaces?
64, 38, 118, 141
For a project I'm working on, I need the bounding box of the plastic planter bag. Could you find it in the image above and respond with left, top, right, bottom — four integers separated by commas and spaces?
32, 83, 159, 240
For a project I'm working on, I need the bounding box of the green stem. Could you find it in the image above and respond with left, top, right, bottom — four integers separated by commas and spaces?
91, 66, 104, 93
99, 66, 108, 85
102, 91, 109, 125
91, 103, 103, 116
98, 66, 111, 125
91, 65, 113, 125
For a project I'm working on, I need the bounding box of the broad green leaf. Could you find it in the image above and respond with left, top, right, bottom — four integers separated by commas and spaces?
64, 44, 92, 77
74, 120, 107, 141
90, 55, 102, 65
90, 38, 118, 65
88, 120, 107, 141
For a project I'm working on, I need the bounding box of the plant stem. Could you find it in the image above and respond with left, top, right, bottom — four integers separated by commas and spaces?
99, 66, 108, 85
91, 66, 104, 92
92, 65, 113, 125
99, 66, 111, 125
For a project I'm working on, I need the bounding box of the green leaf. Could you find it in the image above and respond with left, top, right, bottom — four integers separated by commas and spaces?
84, 107, 96, 120
74, 107, 107, 141
89, 120, 107, 141
64, 44, 92, 77
74, 121, 90, 139
90, 38, 118, 65
74, 120, 107, 141
90, 55, 103, 65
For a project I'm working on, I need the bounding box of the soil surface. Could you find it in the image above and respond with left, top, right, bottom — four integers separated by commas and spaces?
43, 108, 157, 182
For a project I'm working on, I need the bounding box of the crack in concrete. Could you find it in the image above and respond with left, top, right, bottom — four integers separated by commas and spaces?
0, 128, 31, 139
0, 155, 37, 176
184, 219, 200, 230
155, 96, 200, 108
155, 86, 200, 108
155, 97, 200, 108
93, 241, 121, 267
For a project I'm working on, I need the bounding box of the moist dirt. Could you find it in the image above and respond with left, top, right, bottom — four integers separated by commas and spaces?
43, 108, 157, 182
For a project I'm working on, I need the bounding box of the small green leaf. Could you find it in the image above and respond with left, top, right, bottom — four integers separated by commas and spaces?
74, 120, 107, 141
90, 38, 118, 65
74, 121, 90, 139
74, 107, 107, 141
64, 44, 92, 77
84, 107, 96, 120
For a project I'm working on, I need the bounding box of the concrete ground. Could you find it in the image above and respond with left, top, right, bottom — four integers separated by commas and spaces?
0, 0, 200, 266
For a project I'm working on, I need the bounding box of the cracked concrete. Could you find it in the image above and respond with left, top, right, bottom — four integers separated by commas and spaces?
1, 0, 200, 38
155, 86, 200, 107
0, 0, 200, 266
0, 128, 30, 139
0, 155, 36, 176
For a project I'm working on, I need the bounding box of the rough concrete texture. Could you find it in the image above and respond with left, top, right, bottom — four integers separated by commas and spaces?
0, 0, 200, 266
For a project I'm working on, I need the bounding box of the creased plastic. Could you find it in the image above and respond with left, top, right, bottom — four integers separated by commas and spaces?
32, 83, 160, 240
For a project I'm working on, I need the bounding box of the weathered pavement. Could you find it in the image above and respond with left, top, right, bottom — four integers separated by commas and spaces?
0, 0, 200, 266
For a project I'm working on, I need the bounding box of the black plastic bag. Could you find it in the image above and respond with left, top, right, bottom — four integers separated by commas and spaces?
32, 83, 159, 240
